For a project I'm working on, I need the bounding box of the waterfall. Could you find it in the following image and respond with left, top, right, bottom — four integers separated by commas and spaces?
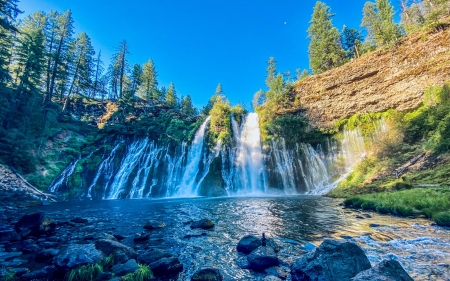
48, 155, 81, 192
229, 113, 267, 195
175, 117, 211, 197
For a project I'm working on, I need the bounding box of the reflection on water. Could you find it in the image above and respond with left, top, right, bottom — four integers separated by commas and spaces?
28, 196, 450, 281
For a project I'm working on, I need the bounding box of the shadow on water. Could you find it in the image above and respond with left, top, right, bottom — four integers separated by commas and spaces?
24, 196, 450, 281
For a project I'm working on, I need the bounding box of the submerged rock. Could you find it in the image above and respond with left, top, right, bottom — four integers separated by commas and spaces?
137, 249, 172, 265
133, 233, 149, 242
70, 217, 88, 224
149, 257, 183, 276
112, 259, 139, 276
14, 212, 56, 238
0, 224, 20, 242
35, 248, 59, 262
143, 220, 165, 230
352, 259, 414, 281
237, 235, 262, 254
291, 239, 371, 281
191, 268, 223, 281
247, 246, 279, 271
190, 219, 215, 230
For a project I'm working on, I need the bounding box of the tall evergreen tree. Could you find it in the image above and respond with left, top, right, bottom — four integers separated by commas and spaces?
90, 49, 104, 98
307, 1, 346, 74
130, 63, 142, 94
165, 82, 178, 108
181, 94, 196, 116
341, 25, 364, 59
361, 0, 403, 47
109, 40, 129, 99
0, 0, 20, 83
137, 58, 158, 100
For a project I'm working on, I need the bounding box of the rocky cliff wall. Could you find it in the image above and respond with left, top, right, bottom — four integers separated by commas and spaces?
288, 27, 450, 129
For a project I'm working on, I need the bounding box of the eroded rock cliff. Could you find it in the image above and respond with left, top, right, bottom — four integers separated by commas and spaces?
287, 27, 450, 129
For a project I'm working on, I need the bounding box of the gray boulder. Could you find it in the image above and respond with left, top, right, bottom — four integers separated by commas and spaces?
137, 249, 172, 265
247, 246, 279, 271
352, 259, 414, 281
112, 259, 140, 276
191, 268, 223, 281
0, 224, 20, 242
35, 248, 59, 262
190, 219, 215, 230
21, 269, 47, 281
14, 212, 56, 238
149, 257, 183, 276
237, 235, 262, 254
53, 244, 104, 271
291, 239, 371, 281
95, 239, 136, 264
143, 220, 165, 230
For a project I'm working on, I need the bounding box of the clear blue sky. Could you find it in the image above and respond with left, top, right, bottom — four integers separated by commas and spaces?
18, 0, 402, 109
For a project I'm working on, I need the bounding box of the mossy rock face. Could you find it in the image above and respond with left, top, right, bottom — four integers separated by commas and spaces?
190, 219, 215, 230
191, 268, 223, 281
199, 156, 226, 197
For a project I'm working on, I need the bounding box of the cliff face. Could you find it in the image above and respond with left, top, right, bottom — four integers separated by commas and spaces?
289, 27, 450, 129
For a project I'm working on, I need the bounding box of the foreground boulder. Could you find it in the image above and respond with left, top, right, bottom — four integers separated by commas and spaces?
149, 257, 183, 276
237, 235, 262, 254
0, 224, 20, 242
247, 246, 279, 271
291, 239, 371, 281
143, 220, 165, 230
112, 259, 140, 276
191, 268, 223, 281
53, 244, 104, 271
137, 249, 172, 265
95, 239, 136, 264
190, 219, 215, 230
14, 212, 56, 238
352, 259, 414, 281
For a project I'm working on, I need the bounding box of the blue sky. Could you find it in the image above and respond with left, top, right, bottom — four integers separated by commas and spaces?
18, 0, 401, 109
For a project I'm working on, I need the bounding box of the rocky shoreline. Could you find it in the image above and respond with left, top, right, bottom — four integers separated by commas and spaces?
0, 207, 415, 281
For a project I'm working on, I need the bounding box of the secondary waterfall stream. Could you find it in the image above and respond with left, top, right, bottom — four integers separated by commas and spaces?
49, 113, 388, 199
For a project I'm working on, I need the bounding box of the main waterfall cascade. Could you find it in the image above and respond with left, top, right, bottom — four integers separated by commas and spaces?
49, 114, 387, 199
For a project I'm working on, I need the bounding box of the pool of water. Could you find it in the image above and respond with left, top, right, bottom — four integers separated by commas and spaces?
25, 196, 450, 280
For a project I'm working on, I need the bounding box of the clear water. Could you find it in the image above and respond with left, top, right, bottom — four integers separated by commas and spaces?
27, 196, 450, 281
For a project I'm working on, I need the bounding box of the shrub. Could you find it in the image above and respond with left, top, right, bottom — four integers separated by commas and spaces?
433, 211, 450, 227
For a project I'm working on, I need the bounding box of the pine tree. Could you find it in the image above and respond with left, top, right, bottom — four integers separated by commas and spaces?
181, 94, 196, 116
341, 25, 364, 59
307, 1, 346, 74
0, 0, 20, 83
165, 82, 178, 108
264, 57, 285, 99
361, 0, 403, 47
67, 32, 95, 98
110, 40, 129, 99
137, 58, 158, 101
90, 50, 104, 98
130, 63, 142, 94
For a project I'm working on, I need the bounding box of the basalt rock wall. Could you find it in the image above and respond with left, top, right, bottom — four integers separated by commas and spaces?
288, 27, 450, 129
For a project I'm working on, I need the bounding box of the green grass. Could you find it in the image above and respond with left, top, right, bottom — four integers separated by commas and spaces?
66, 255, 114, 281
344, 187, 450, 226
121, 264, 154, 281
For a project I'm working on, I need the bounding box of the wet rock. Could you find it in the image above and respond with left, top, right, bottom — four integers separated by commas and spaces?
267, 238, 280, 253
137, 249, 172, 265
236, 256, 251, 269
143, 220, 165, 230
191, 268, 223, 281
21, 269, 47, 280
113, 234, 125, 241
9, 267, 29, 276
14, 212, 56, 238
190, 219, 215, 230
291, 239, 371, 281
247, 246, 279, 271
237, 235, 262, 254
54, 243, 104, 271
134, 233, 150, 242
35, 248, 59, 262
0, 224, 20, 242
149, 257, 183, 276
95, 239, 136, 264
71, 217, 88, 224
184, 233, 207, 239
352, 259, 414, 281
264, 276, 283, 281
95, 271, 112, 281
265, 266, 287, 280
112, 259, 139, 276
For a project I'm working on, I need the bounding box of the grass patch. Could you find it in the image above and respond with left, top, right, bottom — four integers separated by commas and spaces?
344, 187, 450, 226
66, 255, 114, 281
121, 264, 154, 281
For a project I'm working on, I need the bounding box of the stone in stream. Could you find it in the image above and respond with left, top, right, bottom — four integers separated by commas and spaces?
20, 269, 47, 281
133, 233, 150, 242
237, 235, 262, 254
191, 268, 223, 281
190, 219, 215, 230
137, 248, 172, 265
291, 239, 371, 281
53, 243, 104, 271
70, 217, 88, 223
143, 220, 165, 230
0, 224, 20, 242
95, 239, 137, 264
112, 259, 140, 276
247, 246, 279, 271
21, 239, 40, 253
14, 212, 56, 238
35, 248, 59, 262
149, 257, 184, 276
351, 259, 414, 281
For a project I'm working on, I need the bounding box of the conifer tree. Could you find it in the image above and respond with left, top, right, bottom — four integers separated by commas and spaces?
341, 26, 363, 59
181, 94, 196, 116
137, 58, 158, 101
67, 32, 95, 98
361, 0, 403, 47
165, 82, 178, 108
307, 1, 346, 74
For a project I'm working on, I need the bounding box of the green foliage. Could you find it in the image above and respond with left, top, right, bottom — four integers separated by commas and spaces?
266, 115, 326, 145
344, 186, 450, 225
122, 264, 154, 281
165, 82, 178, 108
67, 263, 103, 281
208, 91, 232, 146
307, 1, 346, 74
336, 110, 394, 136
361, 0, 403, 47
341, 25, 364, 59
231, 104, 247, 125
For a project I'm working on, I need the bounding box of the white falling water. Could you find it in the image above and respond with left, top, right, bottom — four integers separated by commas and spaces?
175, 116, 211, 197
270, 139, 297, 194
48, 155, 81, 192
230, 113, 267, 195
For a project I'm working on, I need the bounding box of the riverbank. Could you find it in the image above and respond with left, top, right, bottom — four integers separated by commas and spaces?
1, 197, 449, 280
